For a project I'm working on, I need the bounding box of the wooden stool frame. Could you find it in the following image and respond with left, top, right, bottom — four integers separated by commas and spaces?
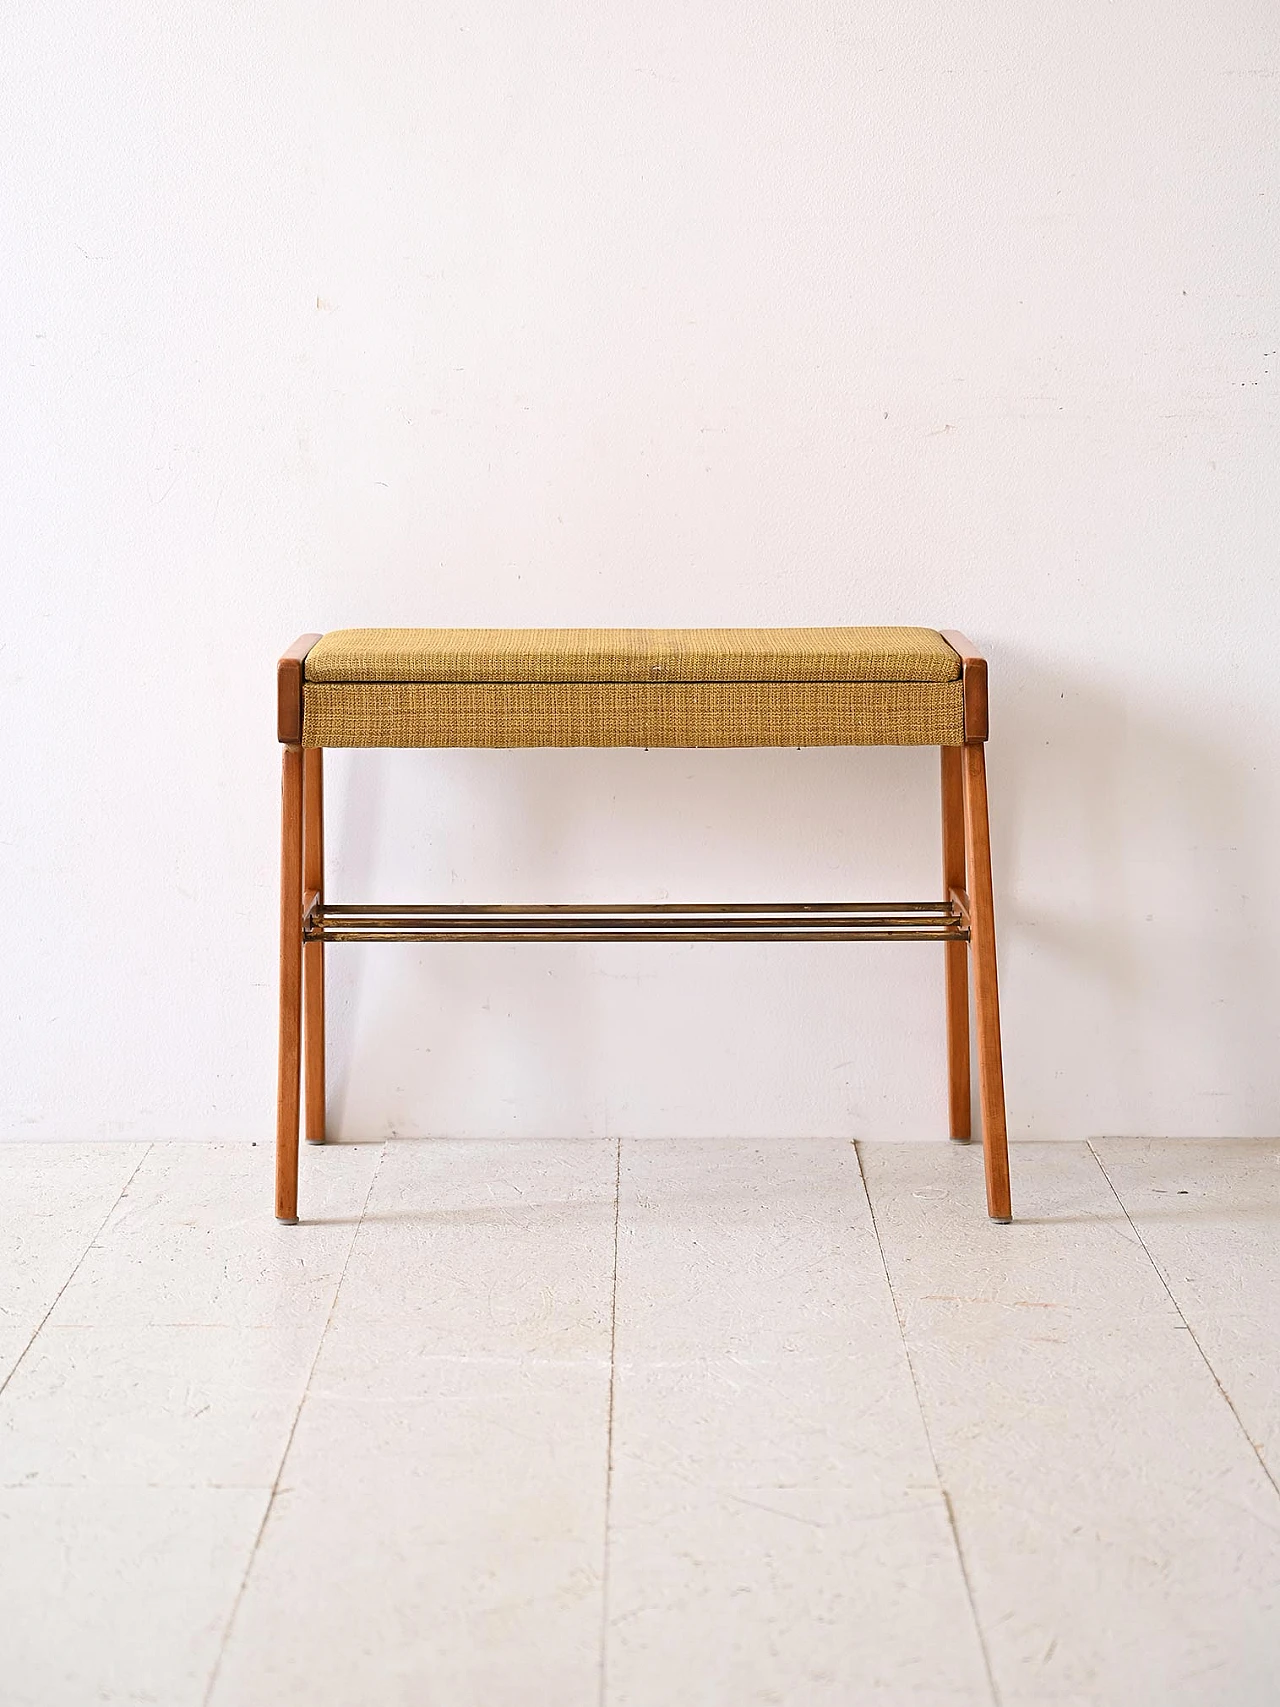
275, 631, 1010, 1224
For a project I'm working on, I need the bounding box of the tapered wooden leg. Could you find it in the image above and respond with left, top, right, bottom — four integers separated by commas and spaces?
941, 746, 970, 1140
303, 747, 326, 1145
276, 744, 304, 1223
962, 742, 1011, 1222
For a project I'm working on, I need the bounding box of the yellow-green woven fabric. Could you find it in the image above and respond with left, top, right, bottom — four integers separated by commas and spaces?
302, 680, 964, 749
304, 627, 961, 686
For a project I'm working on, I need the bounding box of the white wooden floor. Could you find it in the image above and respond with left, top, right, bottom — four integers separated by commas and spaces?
1, 1138, 1278, 1706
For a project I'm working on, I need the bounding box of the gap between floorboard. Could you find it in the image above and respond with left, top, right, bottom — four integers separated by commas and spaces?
201, 1142, 387, 1707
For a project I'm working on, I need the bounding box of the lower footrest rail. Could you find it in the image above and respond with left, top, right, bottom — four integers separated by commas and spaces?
305, 900, 969, 944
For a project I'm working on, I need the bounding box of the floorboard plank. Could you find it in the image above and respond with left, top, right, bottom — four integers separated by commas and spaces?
860, 1139, 1280, 1707
0, 1142, 149, 1388
1091, 1138, 1280, 1492
0, 1486, 268, 1707
53, 1141, 381, 1330
0, 1141, 381, 1703
604, 1137, 992, 1707
210, 1137, 617, 1707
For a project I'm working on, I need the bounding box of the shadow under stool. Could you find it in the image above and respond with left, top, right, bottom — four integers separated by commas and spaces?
274, 626, 1010, 1224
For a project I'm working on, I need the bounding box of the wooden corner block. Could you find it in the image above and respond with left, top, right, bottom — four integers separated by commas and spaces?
277, 634, 323, 744
939, 629, 989, 745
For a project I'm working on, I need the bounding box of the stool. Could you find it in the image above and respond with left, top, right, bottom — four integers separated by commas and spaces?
275, 628, 1010, 1223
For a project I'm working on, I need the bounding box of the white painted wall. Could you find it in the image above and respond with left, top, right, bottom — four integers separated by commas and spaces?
3, 2, 1278, 1143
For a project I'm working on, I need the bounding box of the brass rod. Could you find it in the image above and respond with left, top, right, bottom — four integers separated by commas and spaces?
316, 916, 958, 929
308, 921, 962, 935
317, 899, 957, 917
312, 926, 964, 935
310, 923, 966, 941
310, 915, 961, 927
315, 921, 969, 935
313, 929, 968, 943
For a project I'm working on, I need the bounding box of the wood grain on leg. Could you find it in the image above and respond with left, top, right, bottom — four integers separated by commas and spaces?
962, 742, 1011, 1222
303, 747, 326, 1146
276, 745, 304, 1223
941, 746, 970, 1141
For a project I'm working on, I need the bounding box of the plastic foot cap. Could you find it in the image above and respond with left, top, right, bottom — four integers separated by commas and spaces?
304, 1137, 326, 1145
276, 1215, 300, 1226
989, 1215, 1012, 1224
949, 1133, 972, 1143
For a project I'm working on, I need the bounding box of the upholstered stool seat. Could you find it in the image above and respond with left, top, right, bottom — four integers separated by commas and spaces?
299, 626, 966, 748
275, 625, 1010, 1226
